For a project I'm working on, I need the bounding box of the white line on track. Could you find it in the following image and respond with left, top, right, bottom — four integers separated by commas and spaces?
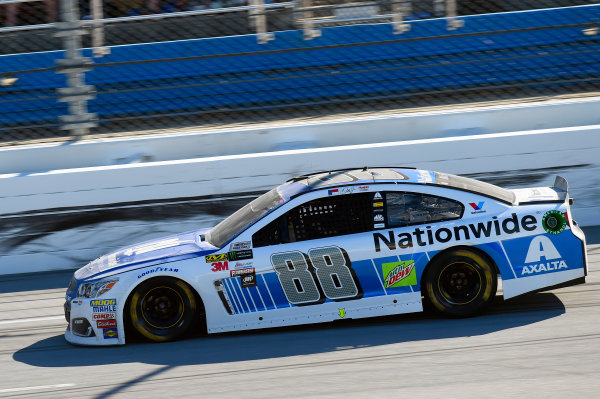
0, 315, 64, 325
0, 383, 74, 394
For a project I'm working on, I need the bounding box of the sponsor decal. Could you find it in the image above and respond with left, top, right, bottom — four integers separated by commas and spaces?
206, 253, 228, 262
382, 261, 417, 288
71, 300, 83, 305
92, 313, 116, 320
373, 213, 538, 252
373, 192, 383, 200
97, 319, 117, 329
90, 299, 116, 306
520, 235, 568, 276
230, 267, 255, 277
417, 170, 433, 183
338, 308, 346, 318
374, 223, 385, 229
211, 261, 229, 272
469, 201, 486, 214
90, 298, 117, 313
329, 187, 356, 195
234, 261, 253, 269
542, 210, 567, 235
358, 185, 370, 191
230, 241, 251, 251
103, 327, 119, 339
241, 273, 257, 288
373, 214, 384, 222
373, 202, 384, 208
137, 266, 179, 279
228, 249, 253, 261
231, 267, 256, 288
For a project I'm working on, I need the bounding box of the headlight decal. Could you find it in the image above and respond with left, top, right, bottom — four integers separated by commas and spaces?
76, 279, 119, 298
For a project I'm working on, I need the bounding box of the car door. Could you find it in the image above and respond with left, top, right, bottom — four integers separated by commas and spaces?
377, 189, 465, 293
223, 188, 424, 323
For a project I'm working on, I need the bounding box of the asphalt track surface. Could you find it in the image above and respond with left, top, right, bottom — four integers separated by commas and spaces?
1, 227, 599, 399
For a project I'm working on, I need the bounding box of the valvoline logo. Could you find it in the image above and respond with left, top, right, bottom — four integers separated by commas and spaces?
328, 189, 339, 195
469, 202, 485, 214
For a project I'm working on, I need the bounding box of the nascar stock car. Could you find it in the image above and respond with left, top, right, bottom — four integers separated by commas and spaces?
64, 167, 587, 345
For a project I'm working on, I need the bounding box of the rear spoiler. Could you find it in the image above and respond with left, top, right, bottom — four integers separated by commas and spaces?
512, 176, 569, 205
553, 176, 568, 193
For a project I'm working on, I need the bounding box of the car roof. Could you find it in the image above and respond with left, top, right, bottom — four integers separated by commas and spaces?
278, 167, 515, 204
289, 167, 434, 186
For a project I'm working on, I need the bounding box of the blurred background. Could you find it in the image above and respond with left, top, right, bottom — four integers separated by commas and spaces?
1, 0, 599, 141
1, 0, 599, 274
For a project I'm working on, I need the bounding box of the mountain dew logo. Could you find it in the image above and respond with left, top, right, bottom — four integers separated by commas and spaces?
382, 260, 417, 288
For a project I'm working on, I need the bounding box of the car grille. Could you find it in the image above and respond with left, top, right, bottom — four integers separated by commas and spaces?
64, 300, 71, 323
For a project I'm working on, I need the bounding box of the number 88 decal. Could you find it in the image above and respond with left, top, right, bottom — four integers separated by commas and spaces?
271, 246, 362, 305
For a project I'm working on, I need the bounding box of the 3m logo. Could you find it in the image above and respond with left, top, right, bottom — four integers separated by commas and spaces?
469, 202, 484, 211
211, 261, 229, 272
382, 261, 416, 288
206, 254, 227, 263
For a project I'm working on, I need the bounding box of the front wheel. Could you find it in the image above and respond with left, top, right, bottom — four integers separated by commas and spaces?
424, 248, 497, 317
128, 277, 198, 342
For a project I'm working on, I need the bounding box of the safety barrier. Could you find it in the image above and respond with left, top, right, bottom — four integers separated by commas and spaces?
1, 124, 599, 274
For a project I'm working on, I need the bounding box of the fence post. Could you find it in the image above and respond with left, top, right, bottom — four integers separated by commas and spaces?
54, 0, 98, 136
300, 0, 321, 40
446, 0, 464, 30
249, 0, 274, 44
392, 0, 411, 34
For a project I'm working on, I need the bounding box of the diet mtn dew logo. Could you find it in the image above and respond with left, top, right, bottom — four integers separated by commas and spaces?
382, 260, 417, 288
542, 210, 566, 235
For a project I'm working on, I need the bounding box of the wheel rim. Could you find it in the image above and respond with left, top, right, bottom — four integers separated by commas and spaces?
437, 261, 482, 305
140, 286, 184, 330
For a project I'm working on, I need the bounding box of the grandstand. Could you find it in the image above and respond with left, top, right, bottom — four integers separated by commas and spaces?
1, 0, 599, 142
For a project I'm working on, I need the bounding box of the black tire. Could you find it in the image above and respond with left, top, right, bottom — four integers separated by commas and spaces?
424, 248, 497, 317
128, 277, 198, 342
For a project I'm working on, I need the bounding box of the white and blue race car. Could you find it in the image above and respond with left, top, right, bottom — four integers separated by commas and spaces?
64, 167, 587, 345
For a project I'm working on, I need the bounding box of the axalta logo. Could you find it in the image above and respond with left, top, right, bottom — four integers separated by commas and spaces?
374, 213, 537, 252
90, 299, 116, 306
520, 235, 568, 276
382, 261, 417, 288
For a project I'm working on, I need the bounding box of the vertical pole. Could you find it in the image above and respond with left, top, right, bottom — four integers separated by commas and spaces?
91, 0, 110, 57
446, 0, 464, 31
55, 0, 97, 136
249, 0, 274, 44
392, 0, 410, 34
302, 0, 320, 40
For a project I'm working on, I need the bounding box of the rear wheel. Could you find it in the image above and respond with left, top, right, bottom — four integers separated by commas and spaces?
424, 248, 497, 317
128, 277, 198, 342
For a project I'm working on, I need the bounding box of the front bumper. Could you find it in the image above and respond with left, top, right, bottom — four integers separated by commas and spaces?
64, 298, 126, 346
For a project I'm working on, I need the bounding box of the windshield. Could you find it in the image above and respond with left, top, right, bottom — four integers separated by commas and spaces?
206, 188, 284, 248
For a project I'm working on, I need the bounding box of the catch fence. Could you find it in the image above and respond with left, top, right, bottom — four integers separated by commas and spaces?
1, 0, 599, 141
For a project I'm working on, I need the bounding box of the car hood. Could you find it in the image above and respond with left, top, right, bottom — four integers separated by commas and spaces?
74, 228, 217, 280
